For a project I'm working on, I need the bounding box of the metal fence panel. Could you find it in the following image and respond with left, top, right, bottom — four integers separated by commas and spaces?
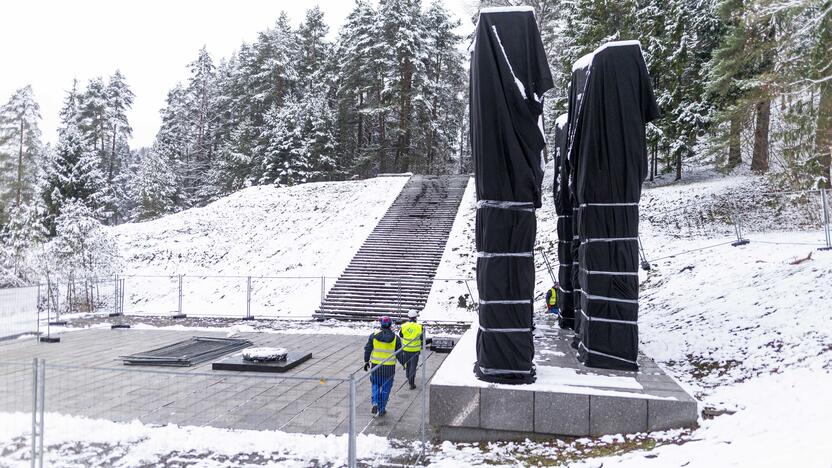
0, 361, 36, 466
0, 286, 39, 340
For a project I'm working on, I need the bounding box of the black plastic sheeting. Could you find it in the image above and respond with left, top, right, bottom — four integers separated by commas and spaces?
470, 7, 553, 384
552, 114, 574, 330
561, 42, 659, 371
567, 62, 591, 343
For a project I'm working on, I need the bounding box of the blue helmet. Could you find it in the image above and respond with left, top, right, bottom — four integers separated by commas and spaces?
380, 316, 392, 328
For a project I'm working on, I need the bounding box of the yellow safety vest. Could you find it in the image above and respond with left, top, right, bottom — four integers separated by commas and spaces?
548, 287, 558, 307
370, 334, 397, 365
401, 322, 423, 352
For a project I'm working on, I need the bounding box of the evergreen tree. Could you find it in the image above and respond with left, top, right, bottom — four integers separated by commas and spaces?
0, 85, 42, 221
297, 6, 332, 91
130, 147, 179, 220
41, 123, 106, 232
334, 0, 383, 174
417, 0, 466, 173
105, 71, 134, 182
1, 201, 48, 280
706, 0, 776, 174
378, 0, 426, 172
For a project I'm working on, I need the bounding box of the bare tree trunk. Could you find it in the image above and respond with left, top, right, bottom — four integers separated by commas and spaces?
675, 150, 682, 181
109, 125, 117, 183
816, 72, 832, 188
649, 143, 656, 181
458, 122, 465, 175
396, 58, 414, 173
16, 117, 23, 208
751, 99, 771, 173
728, 113, 742, 168
357, 92, 364, 166
377, 82, 387, 174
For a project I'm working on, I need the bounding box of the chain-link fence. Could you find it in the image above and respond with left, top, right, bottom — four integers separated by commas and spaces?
0, 274, 476, 340
634, 188, 832, 266
0, 335, 433, 467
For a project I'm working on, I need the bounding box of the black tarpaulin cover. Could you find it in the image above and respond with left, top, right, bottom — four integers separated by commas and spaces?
553, 113, 575, 330
568, 41, 659, 371
566, 60, 591, 340
470, 6, 553, 384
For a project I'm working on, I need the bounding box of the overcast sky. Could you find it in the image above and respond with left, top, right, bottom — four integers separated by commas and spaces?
0, 0, 478, 149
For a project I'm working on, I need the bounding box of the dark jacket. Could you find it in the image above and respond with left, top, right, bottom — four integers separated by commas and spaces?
364, 328, 404, 366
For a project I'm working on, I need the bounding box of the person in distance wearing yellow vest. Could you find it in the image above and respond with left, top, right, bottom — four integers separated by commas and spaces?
400, 310, 424, 390
363, 316, 404, 417
545, 282, 560, 317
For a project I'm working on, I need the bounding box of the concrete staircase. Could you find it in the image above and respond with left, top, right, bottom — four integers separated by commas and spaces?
314, 175, 469, 321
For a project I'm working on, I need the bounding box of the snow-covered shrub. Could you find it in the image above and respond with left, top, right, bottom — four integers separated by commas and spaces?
43, 199, 122, 282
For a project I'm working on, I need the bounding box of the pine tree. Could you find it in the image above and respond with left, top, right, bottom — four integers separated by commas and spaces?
297, 6, 332, 91
417, 0, 466, 173
79, 77, 109, 155
59, 79, 82, 136
41, 123, 106, 233
187, 47, 216, 168
130, 147, 179, 220
706, 0, 777, 174
0, 85, 42, 222
378, 0, 426, 173
105, 71, 134, 182
334, 0, 382, 174
1, 201, 48, 280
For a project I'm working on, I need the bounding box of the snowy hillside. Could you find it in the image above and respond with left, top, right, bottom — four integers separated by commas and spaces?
111, 176, 409, 318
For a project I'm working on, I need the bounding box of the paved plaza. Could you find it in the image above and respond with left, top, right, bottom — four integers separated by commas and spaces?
0, 327, 447, 440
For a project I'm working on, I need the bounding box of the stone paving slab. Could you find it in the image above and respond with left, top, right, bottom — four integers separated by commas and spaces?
0, 327, 446, 441
429, 317, 699, 440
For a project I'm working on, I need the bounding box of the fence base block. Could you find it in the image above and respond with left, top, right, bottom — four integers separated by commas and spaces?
819, 246, 832, 251
39, 336, 60, 343
111, 324, 131, 329
108, 312, 123, 318
241, 316, 256, 321
170, 313, 187, 319
731, 239, 750, 247
48, 320, 68, 326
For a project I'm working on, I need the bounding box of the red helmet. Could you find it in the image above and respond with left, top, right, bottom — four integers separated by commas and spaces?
380, 316, 392, 328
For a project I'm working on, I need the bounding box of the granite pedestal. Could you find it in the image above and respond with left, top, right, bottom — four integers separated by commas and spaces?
430, 320, 698, 441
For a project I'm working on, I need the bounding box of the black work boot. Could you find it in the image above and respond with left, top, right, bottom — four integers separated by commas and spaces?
371, 405, 378, 415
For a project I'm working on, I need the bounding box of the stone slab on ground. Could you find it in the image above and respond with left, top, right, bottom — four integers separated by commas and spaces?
429, 317, 699, 440
212, 352, 312, 373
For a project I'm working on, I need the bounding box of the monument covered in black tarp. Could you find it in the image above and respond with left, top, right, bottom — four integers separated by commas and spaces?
552, 113, 575, 330
567, 41, 659, 371
566, 58, 592, 338
470, 6, 553, 384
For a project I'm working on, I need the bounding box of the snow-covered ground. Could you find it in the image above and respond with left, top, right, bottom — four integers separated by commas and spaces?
111, 176, 408, 318
0, 412, 397, 467
6, 164, 828, 466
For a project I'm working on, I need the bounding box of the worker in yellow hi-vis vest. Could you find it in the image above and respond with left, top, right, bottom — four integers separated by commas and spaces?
363, 316, 403, 417
546, 282, 560, 316
399, 310, 424, 389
